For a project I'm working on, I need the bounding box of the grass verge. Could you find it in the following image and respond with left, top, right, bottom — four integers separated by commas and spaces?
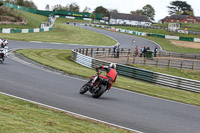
130, 64, 200, 81
141, 36, 200, 53
0, 10, 48, 29
112, 25, 200, 38
0, 94, 133, 133
95, 26, 200, 53
0, 17, 116, 46
16, 49, 200, 106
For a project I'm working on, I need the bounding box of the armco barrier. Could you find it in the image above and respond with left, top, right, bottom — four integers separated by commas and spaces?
71, 49, 200, 93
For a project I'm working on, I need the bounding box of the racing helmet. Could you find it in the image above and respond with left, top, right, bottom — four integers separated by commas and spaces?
109, 63, 116, 69
3, 39, 8, 45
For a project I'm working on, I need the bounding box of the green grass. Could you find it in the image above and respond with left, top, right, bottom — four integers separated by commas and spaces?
0, 94, 133, 133
16, 49, 200, 106
141, 36, 200, 53
130, 64, 200, 81
0, 10, 48, 29
98, 25, 200, 53
0, 18, 116, 46
152, 22, 200, 29
111, 25, 200, 38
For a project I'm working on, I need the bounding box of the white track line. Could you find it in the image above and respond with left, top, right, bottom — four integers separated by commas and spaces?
8, 52, 200, 108
0, 92, 143, 133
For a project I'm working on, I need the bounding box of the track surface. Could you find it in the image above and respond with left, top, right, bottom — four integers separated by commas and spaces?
1, 26, 200, 133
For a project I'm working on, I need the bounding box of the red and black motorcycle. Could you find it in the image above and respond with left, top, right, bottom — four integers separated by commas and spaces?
80, 70, 111, 98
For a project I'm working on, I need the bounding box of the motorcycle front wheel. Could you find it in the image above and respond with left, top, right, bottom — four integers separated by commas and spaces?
92, 85, 107, 98
80, 83, 90, 94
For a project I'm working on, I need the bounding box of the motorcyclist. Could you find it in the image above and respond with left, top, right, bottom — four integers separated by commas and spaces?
0, 39, 8, 58
95, 63, 117, 90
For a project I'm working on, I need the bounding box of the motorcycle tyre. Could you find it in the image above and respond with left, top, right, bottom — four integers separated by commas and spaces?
92, 85, 107, 98
80, 83, 90, 94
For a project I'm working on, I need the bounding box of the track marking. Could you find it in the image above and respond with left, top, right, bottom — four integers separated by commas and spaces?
8, 52, 200, 108
0, 92, 143, 133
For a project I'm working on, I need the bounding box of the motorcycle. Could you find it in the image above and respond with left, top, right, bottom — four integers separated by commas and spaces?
0, 39, 8, 64
0, 48, 5, 63
80, 70, 111, 98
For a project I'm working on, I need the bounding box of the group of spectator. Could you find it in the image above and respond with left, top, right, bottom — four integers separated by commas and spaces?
135, 46, 158, 57
113, 42, 159, 58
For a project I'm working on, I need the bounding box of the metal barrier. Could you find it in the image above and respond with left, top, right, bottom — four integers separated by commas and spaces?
71, 49, 200, 93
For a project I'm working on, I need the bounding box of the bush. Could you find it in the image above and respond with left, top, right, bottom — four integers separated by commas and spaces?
0, 1, 3, 7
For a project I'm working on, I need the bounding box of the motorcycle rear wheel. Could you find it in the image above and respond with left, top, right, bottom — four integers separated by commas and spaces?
80, 83, 90, 94
92, 85, 107, 98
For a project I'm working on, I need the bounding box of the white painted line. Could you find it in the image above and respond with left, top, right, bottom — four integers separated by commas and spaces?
0, 91, 143, 133
8, 53, 200, 108
8, 55, 88, 82
29, 41, 42, 43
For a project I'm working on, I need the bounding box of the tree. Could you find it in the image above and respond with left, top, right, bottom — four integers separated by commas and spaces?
67, 2, 79, 12
16, 0, 24, 6
184, 10, 194, 16
168, 1, 193, 15
0, 0, 3, 7
130, 9, 143, 15
23, 0, 37, 9
45, 4, 50, 11
142, 4, 155, 21
82, 6, 91, 13
90, 13, 96, 21
52, 4, 67, 11
109, 9, 119, 14
93, 6, 109, 17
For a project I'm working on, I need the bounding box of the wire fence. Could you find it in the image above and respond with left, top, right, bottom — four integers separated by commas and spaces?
75, 48, 200, 70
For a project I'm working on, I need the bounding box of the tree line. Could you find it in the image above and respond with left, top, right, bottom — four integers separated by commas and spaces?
2, 0, 197, 22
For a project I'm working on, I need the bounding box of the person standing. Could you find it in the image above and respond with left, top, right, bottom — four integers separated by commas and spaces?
113, 45, 117, 58
139, 47, 144, 57
143, 46, 147, 58
135, 46, 139, 57
116, 43, 120, 58
154, 46, 158, 57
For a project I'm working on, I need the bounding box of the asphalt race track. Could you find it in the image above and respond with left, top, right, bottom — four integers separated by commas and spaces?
1, 26, 200, 133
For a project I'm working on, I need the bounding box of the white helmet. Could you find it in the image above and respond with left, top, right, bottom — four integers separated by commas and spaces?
109, 63, 116, 69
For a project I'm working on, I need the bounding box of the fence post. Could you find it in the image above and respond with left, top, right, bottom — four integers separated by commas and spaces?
133, 55, 136, 64
180, 61, 183, 68
86, 48, 88, 56
168, 59, 171, 67
192, 63, 195, 70
97, 48, 99, 54
159, 51, 161, 57
144, 58, 147, 65
127, 54, 130, 64
82, 49, 85, 54
156, 58, 158, 67
91, 48, 93, 57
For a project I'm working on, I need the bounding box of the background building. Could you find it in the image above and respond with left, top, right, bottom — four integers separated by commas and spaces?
161, 15, 200, 24
109, 13, 151, 26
